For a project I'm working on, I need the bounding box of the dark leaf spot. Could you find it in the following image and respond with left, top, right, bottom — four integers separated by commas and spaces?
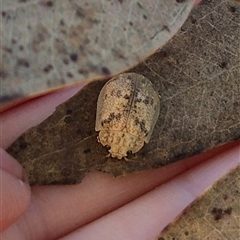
66, 109, 73, 115
83, 148, 91, 154
219, 61, 228, 69
76, 7, 85, 19
46, 1, 53, 7
162, 25, 170, 32
64, 116, 73, 123
70, 53, 78, 62
229, 6, 236, 13
17, 58, 30, 68
43, 64, 53, 73
101, 67, 111, 75
211, 207, 232, 221
63, 59, 69, 65
67, 72, 74, 78
60, 19, 65, 26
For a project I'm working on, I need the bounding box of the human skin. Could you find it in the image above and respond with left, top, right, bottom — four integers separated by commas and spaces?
1, 1, 239, 239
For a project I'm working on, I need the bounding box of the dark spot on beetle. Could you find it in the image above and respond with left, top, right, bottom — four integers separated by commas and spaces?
103, 119, 110, 125
126, 150, 132, 155
19, 0, 27, 2
103, 112, 122, 125
229, 6, 236, 13
2, 11, 6, 17
84, 148, 91, 154
109, 113, 115, 120
70, 53, 78, 62
104, 94, 108, 100
150, 98, 154, 105
118, 0, 123, 4
134, 118, 147, 134
184, 231, 189, 236
12, 39, 17, 44
63, 59, 69, 65
101, 67, 111, 75
116, 90, 122, 98
17, 58, 30, 68
127, 75, 133, 81
43, 64, 53, 73
143, 14, 147, 20
143, 96, 150, 105
124, 94, 130, 100
19, 45, 24, 51
135, 98, 142, 103
66, 109, 73, 115
110, 89, 115, 96
219, 61, 228, 69
67, 72, 74, 78
116, 113, 121, 121
64, 116, 73, 123
129, 21, 133, 26
211, 207, 232, 221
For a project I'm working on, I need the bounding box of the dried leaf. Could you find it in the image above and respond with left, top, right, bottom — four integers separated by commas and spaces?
7, 0, 240, 185
1, 0, 194, 106
156, 166, 240, 240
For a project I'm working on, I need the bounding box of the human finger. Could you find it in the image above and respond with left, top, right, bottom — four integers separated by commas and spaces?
60, 143, 240, 240
0, 149, 31, 232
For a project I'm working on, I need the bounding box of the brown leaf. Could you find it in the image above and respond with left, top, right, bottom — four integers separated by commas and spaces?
1, 0, 194, 107
7, 0, 240, 185
156, 166, 240, 240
